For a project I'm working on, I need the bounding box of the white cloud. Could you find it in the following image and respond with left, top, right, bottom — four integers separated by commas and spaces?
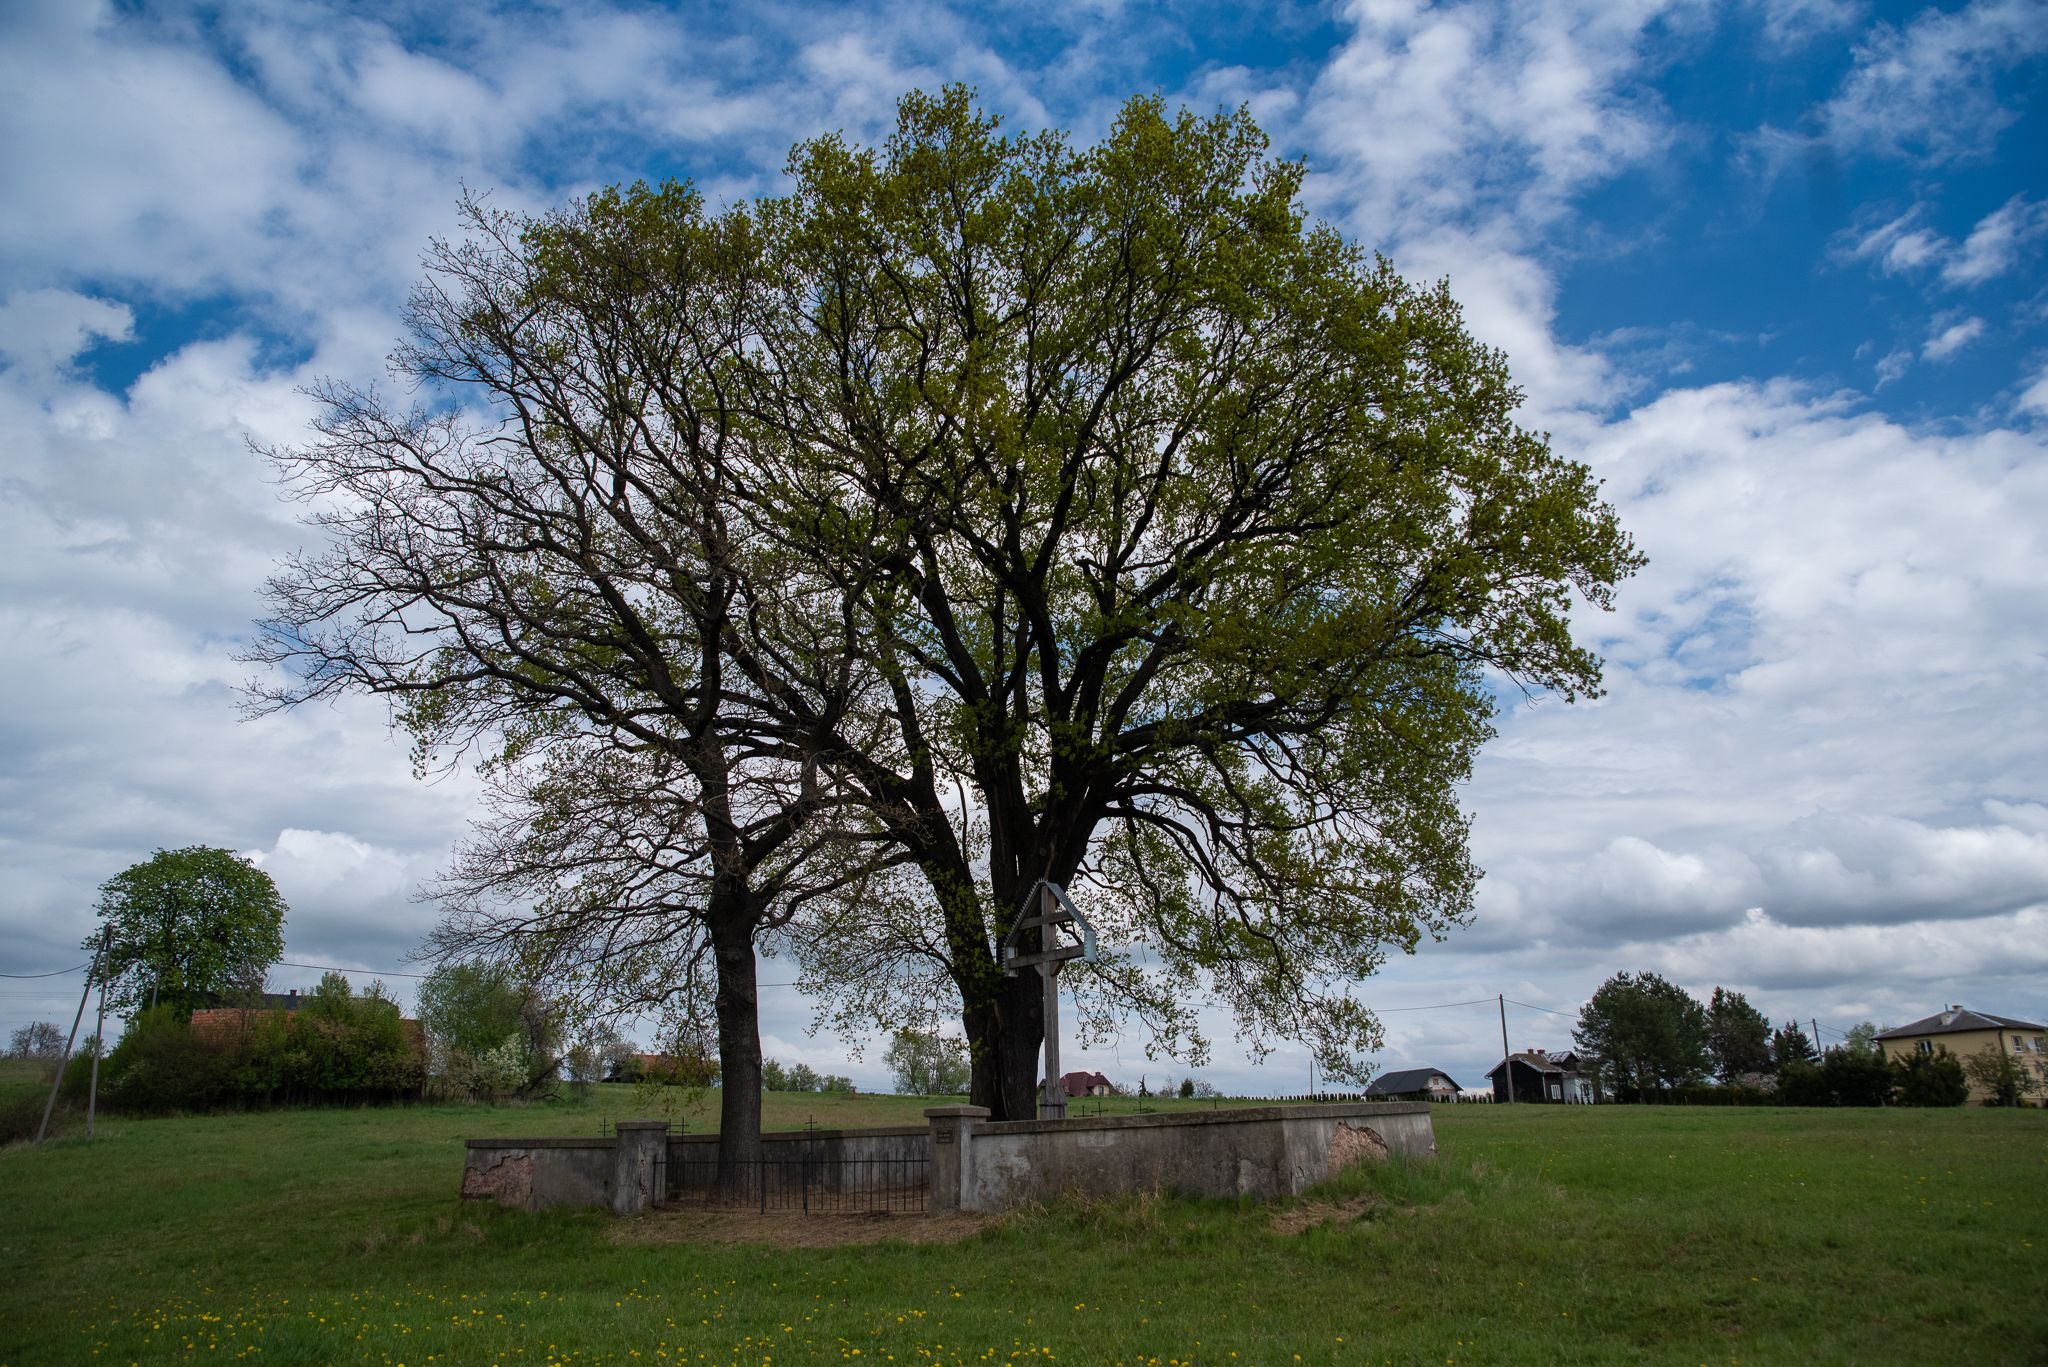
1944, 194, 2048, 287
0, 289, 134, 382
1817, 0, 2048, 165
2018, 362, 2048, 416
1923, 315, 1986, 361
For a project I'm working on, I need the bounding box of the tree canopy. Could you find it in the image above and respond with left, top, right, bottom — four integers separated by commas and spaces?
252, 86, 1640, 1122
87, 846, 287, 1016
1573, 972, 1709, 1097
1704, 986, 1772, 1081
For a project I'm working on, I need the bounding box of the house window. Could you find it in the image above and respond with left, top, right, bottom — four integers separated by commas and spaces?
1549, 1081, 1561, 1100
2015, 1036, 2027, 1052
1916, 1039, 1932, 1055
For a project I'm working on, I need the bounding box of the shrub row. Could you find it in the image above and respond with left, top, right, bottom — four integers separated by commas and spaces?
61, 1001, 423, 1114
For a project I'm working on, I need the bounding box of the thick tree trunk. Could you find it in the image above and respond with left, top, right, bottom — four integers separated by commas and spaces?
707, 902, 764, 1195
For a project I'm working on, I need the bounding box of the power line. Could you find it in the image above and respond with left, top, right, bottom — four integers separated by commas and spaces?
277, 959, 431, 979
1503, 997, 1575, 1018
1377, 997, 1497, 1013
0, 963, 89, 979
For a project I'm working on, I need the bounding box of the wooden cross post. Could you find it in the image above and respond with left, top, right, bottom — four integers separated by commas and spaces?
1000, 880, 1095, 1121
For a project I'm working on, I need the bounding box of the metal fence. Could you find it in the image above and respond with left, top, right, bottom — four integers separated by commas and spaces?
664, 1146, 930, 1214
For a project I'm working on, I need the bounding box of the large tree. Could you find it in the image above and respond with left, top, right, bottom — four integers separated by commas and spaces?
1704, 986, 1772, 1081
748, 90, 1641, 1115
1574, 972, 1710, 1099
87, 847, 287, 1016
253, 88, 1640, 1126
249, 184, 893, 1179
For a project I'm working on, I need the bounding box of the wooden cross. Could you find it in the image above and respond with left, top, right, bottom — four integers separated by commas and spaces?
1001, 879, 1095, 1120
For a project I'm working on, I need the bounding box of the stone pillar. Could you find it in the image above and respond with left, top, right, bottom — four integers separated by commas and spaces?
610, 1119, 670, 1216
924, 1105, 990, 1213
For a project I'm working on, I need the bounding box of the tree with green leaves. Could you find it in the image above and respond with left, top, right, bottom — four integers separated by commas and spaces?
1892, 1047, 1968, 1107
415, 962, 561, 1101
1961, 1044, 2040, 1107
757, 88, 1641, 1116
252, 86, 1640, 1124
1771, 1021, 1818, 1070
1840, 1020, 1881, 1058
87, 847, 287, 1016
1704, 987, 1772, 1081
1573, 972, 1710, 1099
883, 1027, 970, 1096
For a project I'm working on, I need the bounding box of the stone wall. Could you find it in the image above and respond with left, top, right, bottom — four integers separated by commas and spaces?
463, 1102, 1434, 1215
928, 1102, 1435, 1213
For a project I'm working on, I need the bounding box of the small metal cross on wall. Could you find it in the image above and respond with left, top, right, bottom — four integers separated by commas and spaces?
1000, 879, 1096, 1120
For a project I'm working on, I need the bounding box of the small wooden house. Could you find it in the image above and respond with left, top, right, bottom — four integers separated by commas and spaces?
1486, 1049, 1599, 1103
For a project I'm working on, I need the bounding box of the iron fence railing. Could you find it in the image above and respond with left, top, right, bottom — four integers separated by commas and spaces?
664, 1147, 929, 1214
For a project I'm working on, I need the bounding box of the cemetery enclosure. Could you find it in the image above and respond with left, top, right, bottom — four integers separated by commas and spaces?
460, 1101, 1438, 1214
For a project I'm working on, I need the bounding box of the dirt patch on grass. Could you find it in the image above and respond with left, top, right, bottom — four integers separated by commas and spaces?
1269, 1194, 1385, 1234
613, 1208, 996, 1248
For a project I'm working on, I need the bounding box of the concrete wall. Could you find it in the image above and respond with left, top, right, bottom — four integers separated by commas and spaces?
465, 1102, 1435, 1216
462, 1135, 620, 1213
931, 1102, 1434, 1213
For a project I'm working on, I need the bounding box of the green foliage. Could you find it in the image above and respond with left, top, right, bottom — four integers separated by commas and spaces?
1960, 1044, 2040, 1107
1574, 971, 1710, 1098
882, 1028, 970, 1096
1770, 1021, 1817, 1069
1178, 1077, 1196, 1099
1668, 1082, 1774, 1106
69, 988, 424, 1114
759, 1059, 853, 1093
1703, 987, 1772, 1081
87, 847, 288, 1016
416, 963, 561, 1101
1892, 1047, 1969, 1107
1841, 1020, 1882, 1058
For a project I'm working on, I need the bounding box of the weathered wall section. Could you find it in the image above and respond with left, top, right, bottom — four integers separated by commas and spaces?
463, 1103, 1433, 1214
932, 1103, 1434, 1213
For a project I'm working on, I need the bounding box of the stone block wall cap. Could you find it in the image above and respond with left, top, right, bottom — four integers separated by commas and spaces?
924, 1105, 992, 1118
613, 1119, 672, 1131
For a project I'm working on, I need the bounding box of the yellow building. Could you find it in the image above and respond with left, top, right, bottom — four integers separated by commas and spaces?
1875, 1006, 2048, 1104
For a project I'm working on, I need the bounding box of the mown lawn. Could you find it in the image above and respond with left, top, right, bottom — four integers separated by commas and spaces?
3, 1092, 2044, 1365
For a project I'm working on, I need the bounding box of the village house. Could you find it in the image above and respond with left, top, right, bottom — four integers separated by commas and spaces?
1875, 1006, 2048, 1104
1365, 1067, 1462, 1101
1059, 1070, 1114, 1098
1486, 1049, 1600, 1103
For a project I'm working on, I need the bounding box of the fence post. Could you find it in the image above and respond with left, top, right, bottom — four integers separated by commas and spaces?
924, 1105, 990, 1213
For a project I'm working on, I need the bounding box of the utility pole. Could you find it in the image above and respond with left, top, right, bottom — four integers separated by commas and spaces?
88, 947, 108, 1139
37, 927, 109, 1146
1498, 994, 1514, 1104
1812, 1018, 1823, 1059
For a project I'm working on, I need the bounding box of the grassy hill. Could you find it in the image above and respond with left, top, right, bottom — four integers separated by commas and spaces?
4, 1093, 2044, 1364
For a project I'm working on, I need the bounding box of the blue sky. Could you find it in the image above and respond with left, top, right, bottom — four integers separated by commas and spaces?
3, 0, 2045, 1092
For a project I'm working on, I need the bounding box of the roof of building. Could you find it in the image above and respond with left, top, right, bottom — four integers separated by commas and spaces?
1368, 1067, 1459, 1095
1485, 1051, 1573, 1078
1058, 1070, 1112, 1095
1875, 1007, 2048, 1040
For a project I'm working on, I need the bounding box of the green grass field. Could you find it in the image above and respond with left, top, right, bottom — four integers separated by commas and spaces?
4, 1075, 2045, 1365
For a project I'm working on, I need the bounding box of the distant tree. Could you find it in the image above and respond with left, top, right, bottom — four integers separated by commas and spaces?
760, 1058, 790, 1092
1573, 972, 1710, 1099
785, 1062, 821, 1093
883, 1028, 970, 1096
1892, 1048, 1969, 1107
1840, 1021, 1882, 1058
1581, 971, 1712, 1098
8, 1022, 63, 1061
1703, 988, 1773, 1081
1961, 1045, 2039, 1108
416, 962, 561, 1101
87, 847, 287, 1016
1188, 1078, 1219, 1099
1770, 1022, 1817, 1070
1177, 1077, 1196, 1099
